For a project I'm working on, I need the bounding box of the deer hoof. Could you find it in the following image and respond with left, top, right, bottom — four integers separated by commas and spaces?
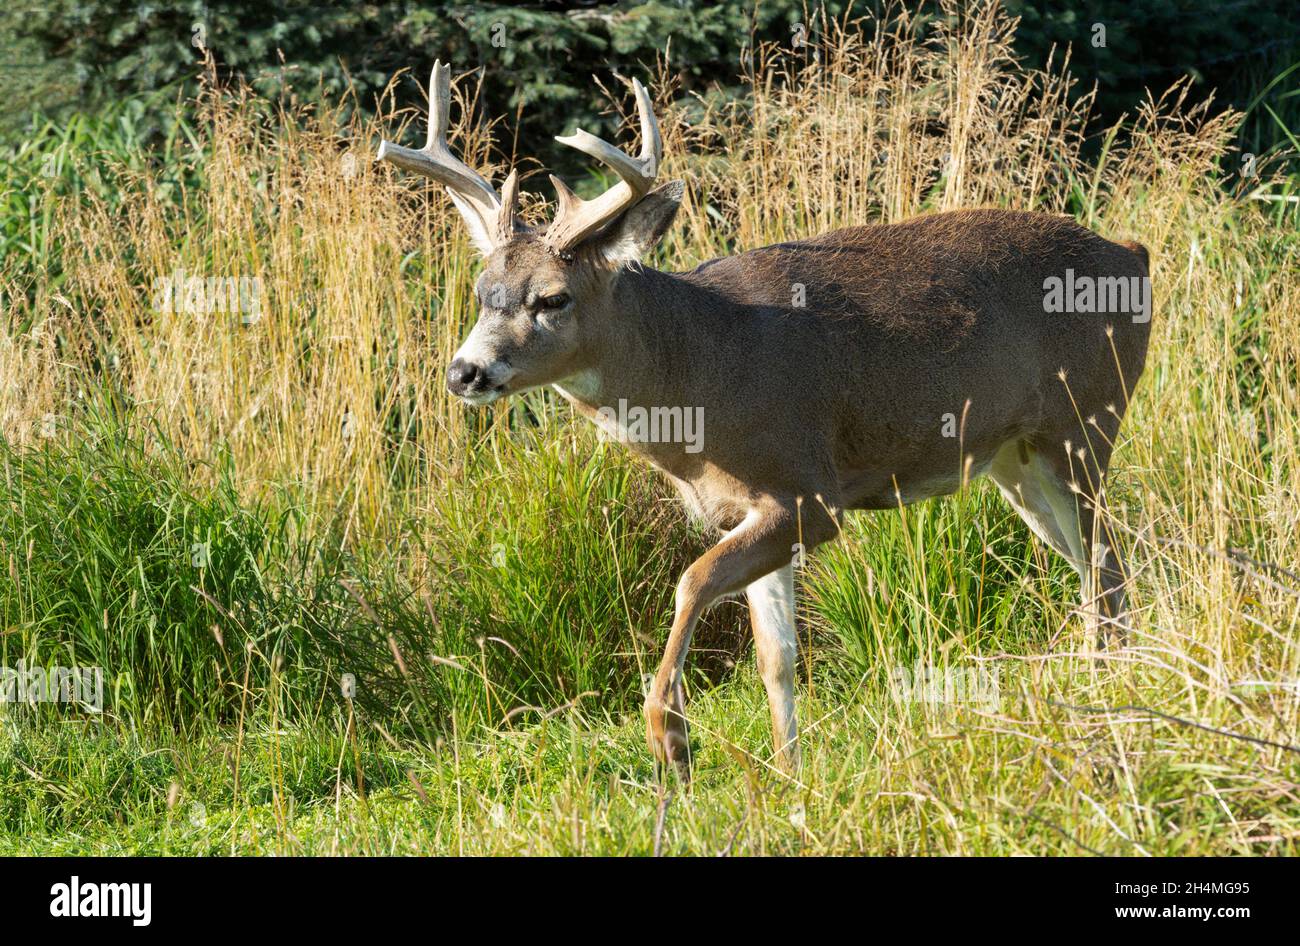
644, 692, 690, 778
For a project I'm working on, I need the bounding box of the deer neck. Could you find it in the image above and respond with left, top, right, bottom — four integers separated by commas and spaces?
553, 266, 701, 416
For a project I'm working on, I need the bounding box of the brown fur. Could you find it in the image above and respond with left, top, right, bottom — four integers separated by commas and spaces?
380, 66, 1151, 775
460, 207, 1151, 776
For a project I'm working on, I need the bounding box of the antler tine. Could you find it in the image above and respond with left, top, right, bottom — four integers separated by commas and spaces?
376, 62, 513, 247
545, 78, 663, 253
496, 168, 522, 245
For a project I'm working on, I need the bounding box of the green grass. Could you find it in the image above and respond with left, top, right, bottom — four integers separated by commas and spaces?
0, 403, 738, 740
6, 652, 1295, 855
4, 406, 1297, 855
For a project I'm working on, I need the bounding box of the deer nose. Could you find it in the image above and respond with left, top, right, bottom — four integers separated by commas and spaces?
447, 359, 481, 395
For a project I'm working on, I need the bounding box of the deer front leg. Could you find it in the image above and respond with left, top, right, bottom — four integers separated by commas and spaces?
645, 497, 831, 778
746, 563, 799, 773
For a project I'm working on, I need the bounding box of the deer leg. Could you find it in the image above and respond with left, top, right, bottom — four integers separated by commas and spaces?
989, 440, 1130, 644
646, 497, 831, 778
989, 441, 1084, 563
1073, 487, 1131, 645
1052, 439, 1131, 644
746, 564, 800, 773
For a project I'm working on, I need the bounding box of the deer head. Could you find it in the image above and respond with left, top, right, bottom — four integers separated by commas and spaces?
377, 63, 684, 405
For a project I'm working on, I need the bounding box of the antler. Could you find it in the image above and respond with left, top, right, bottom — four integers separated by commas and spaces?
544, 77, 662, 254
376, 62, 519, 250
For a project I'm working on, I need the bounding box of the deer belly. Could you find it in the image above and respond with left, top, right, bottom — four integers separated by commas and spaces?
839, 458, 995, 509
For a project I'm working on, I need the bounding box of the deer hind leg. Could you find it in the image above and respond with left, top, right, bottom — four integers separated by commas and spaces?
1073, 477, 1131, 646
646, 495, 835, 779
988, 440, 1130, 644
746, 563, 799, 773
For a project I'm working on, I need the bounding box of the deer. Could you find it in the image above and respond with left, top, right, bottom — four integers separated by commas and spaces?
376, 63, 1151, 778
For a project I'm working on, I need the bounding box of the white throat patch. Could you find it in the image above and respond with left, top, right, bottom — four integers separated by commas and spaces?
552, 368, 603, 404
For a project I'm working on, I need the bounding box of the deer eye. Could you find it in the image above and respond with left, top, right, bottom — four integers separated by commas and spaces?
539, 293, 570, 310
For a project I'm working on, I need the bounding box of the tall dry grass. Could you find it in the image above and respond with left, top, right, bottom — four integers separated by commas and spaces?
0, 3, 1262, 536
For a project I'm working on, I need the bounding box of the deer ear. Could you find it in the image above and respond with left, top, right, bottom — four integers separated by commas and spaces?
594, 180, 684, 264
